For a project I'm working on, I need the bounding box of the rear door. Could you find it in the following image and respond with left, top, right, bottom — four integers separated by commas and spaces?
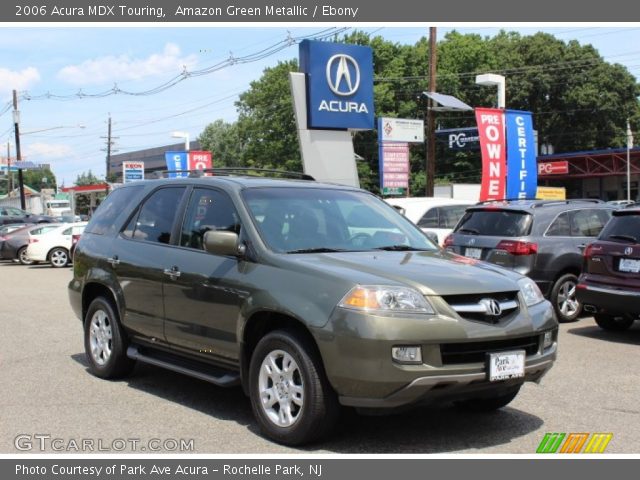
569, 208, 613, 253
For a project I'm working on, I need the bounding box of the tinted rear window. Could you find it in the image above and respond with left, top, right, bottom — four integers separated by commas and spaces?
455, 209, 533, 237
85, 186, 144, 235
599, 214, 640, 243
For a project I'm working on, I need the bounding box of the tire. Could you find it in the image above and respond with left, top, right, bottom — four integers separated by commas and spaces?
83, 296, 135, 379
594, 314, 634, 331
17, 246, 34, 266
455, 385, 521, 412
551, 273, 581, 323
248, 330, 339, 446
49, 247, 69, 268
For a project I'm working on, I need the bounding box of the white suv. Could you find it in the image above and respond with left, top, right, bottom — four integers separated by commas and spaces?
26, 222, 87, 268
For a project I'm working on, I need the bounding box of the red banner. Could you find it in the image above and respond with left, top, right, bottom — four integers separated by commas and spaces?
476, 108, 506, 201
538, 161, 569, 176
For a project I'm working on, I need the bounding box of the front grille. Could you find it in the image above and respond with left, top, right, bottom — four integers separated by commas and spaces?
440, 335, 540, 365
442, 291, 520, 324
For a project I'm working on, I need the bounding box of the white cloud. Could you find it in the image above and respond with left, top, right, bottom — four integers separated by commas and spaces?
24, 143, 73, 159
56, 43, 197, 86
0, 67, 40, 96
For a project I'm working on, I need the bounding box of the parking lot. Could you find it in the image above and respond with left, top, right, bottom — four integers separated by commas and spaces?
1, 261, 639, 454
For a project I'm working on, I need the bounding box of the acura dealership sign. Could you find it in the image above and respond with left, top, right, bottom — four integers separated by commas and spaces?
299, 40, 374, 129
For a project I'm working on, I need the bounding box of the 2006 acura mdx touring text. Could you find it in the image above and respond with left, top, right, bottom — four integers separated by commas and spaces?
68, 173, 558, 445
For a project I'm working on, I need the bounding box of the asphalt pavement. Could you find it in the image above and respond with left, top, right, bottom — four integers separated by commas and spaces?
1, 261, 638, 453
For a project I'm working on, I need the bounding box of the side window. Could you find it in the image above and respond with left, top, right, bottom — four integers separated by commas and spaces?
439, 205, 469, 228
180, 188, 240, 250
546, 212, 571, 236
571, 209, 609, 237
418, 208, 439, 228
85, 186, 144, 235
62, 227, 72, 235
129, 187, 186, 244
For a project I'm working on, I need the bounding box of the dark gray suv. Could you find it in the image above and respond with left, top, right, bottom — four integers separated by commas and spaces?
444, 200, 615, 322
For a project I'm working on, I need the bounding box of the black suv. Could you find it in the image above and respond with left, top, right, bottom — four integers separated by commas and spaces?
444, 200, 615, 322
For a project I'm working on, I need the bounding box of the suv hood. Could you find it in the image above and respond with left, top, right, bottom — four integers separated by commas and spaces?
286, 250, 522, 296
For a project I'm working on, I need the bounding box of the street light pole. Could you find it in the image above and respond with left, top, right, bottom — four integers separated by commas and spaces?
476, 74, 506, 109
12, 89, 26, 210
171, 131, 190, 152
627, 120, 633, 202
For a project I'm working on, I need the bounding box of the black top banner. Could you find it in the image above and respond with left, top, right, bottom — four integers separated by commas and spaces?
3, 0, 640, 22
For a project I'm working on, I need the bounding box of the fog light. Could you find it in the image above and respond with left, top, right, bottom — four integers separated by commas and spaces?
543, 331, 554, 349
392, 346, 422, 364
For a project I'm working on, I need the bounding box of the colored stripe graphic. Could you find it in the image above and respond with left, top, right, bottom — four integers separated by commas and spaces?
584, 433, 613, 453
536, 433, 566, 453
560, 433, 589, 453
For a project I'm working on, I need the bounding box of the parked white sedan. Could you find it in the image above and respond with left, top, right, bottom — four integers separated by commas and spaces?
385, 197, 472, 245
26, 222, 87, 268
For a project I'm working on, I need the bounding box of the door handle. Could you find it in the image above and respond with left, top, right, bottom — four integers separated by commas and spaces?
577, 244, 587, 251
107, 255, 120, 267
163, 266, 181, 280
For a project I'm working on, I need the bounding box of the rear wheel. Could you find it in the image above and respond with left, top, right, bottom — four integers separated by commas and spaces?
249, 330, 339, 446
84, 296, 135, 379
455, 385, 521, 412
551, 273, 581, 322
17, 246, 34, 265
49, 247, 69, 268
594, 314, 634, 331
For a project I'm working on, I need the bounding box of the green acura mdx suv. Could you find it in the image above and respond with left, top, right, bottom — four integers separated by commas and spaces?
69, 174, 557, 445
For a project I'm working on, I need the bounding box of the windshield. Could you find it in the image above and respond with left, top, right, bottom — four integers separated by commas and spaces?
242, 187, 437, 253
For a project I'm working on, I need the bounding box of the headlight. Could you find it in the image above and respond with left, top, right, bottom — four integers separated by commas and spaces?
338, 285, 435, 315
518, 277, 545, 307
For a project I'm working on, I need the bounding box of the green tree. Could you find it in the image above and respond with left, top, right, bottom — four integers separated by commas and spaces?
197, 119, 244, 167
21, 167, 57, 192
75, 170, 101, 186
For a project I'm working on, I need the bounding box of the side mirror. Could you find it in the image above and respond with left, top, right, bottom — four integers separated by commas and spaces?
203, 230, 242, 257
424, 231, 439, 245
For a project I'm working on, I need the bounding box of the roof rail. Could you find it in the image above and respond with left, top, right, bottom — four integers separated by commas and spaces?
473, 198, 604, 208
151, 168, 315, 181
474, 198, 538, 205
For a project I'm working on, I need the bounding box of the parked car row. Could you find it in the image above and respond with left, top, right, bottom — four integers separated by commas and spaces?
0, 222, 87, 267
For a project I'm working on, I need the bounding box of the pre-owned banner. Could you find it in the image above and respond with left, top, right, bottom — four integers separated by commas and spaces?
475, 108, 506, 201
505, 110, 537, 199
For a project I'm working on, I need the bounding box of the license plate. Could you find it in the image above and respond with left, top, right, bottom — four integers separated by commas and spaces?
488, 350, 525, 382
619, 258, 640, 273
465, 247, 482, 259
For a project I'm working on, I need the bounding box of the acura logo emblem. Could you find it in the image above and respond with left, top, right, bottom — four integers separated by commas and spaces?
326, 54, 360, 96
480, 298, 502, 316
625, 247, 633, 256
468, 238, 476, 245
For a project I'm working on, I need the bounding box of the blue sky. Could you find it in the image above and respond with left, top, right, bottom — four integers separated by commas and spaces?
1, 26, 640, 185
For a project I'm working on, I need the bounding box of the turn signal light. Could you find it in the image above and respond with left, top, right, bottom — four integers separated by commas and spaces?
443, 234, 454, 248
28, 238, 39, 244
496, 240, 538, 255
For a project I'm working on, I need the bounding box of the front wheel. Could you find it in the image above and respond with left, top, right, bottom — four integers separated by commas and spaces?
455, 385, 521, 412
594, 314, 634, 331
249, 330, 339, 446
17, 246, 34, 265
551, 273, 581, 322
49, 247, 69, 268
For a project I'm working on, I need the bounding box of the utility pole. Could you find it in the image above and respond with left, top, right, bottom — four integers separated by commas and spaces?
627, 119, 633, 202
425, 27, 437, 197
101, 114, 118, 180
12, 89, 26, 210
6, 141, 13, 193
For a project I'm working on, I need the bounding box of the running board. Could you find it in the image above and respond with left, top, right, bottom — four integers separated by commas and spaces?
127, 345, 240, 387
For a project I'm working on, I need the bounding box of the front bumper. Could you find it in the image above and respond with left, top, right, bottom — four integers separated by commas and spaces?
577, 283, 640, 316
314, 299, 557, 409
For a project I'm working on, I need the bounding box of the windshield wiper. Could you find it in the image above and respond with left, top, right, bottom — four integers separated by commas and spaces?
374, 245, 431, 251
457, 228, 480, 235
286, 247, 346, 254
608, 234, 638, 243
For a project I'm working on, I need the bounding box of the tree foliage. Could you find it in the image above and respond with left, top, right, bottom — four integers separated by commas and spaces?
74, 170, 101, 186
198, 30, 640, 193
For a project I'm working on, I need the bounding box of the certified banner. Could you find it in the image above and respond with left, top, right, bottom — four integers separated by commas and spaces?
165, 151, 188, 178
475, 108, 506, 201
505, 110, 537, 199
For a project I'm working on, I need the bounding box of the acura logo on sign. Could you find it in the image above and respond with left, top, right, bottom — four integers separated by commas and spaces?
326, 54, 360, 96
480, 298, 502, 316
625, 247, 633, 255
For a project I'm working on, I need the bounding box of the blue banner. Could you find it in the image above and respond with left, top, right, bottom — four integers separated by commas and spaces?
164, 151, 188, 178
299, 40, 374, 130
505, 110, 537, 199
